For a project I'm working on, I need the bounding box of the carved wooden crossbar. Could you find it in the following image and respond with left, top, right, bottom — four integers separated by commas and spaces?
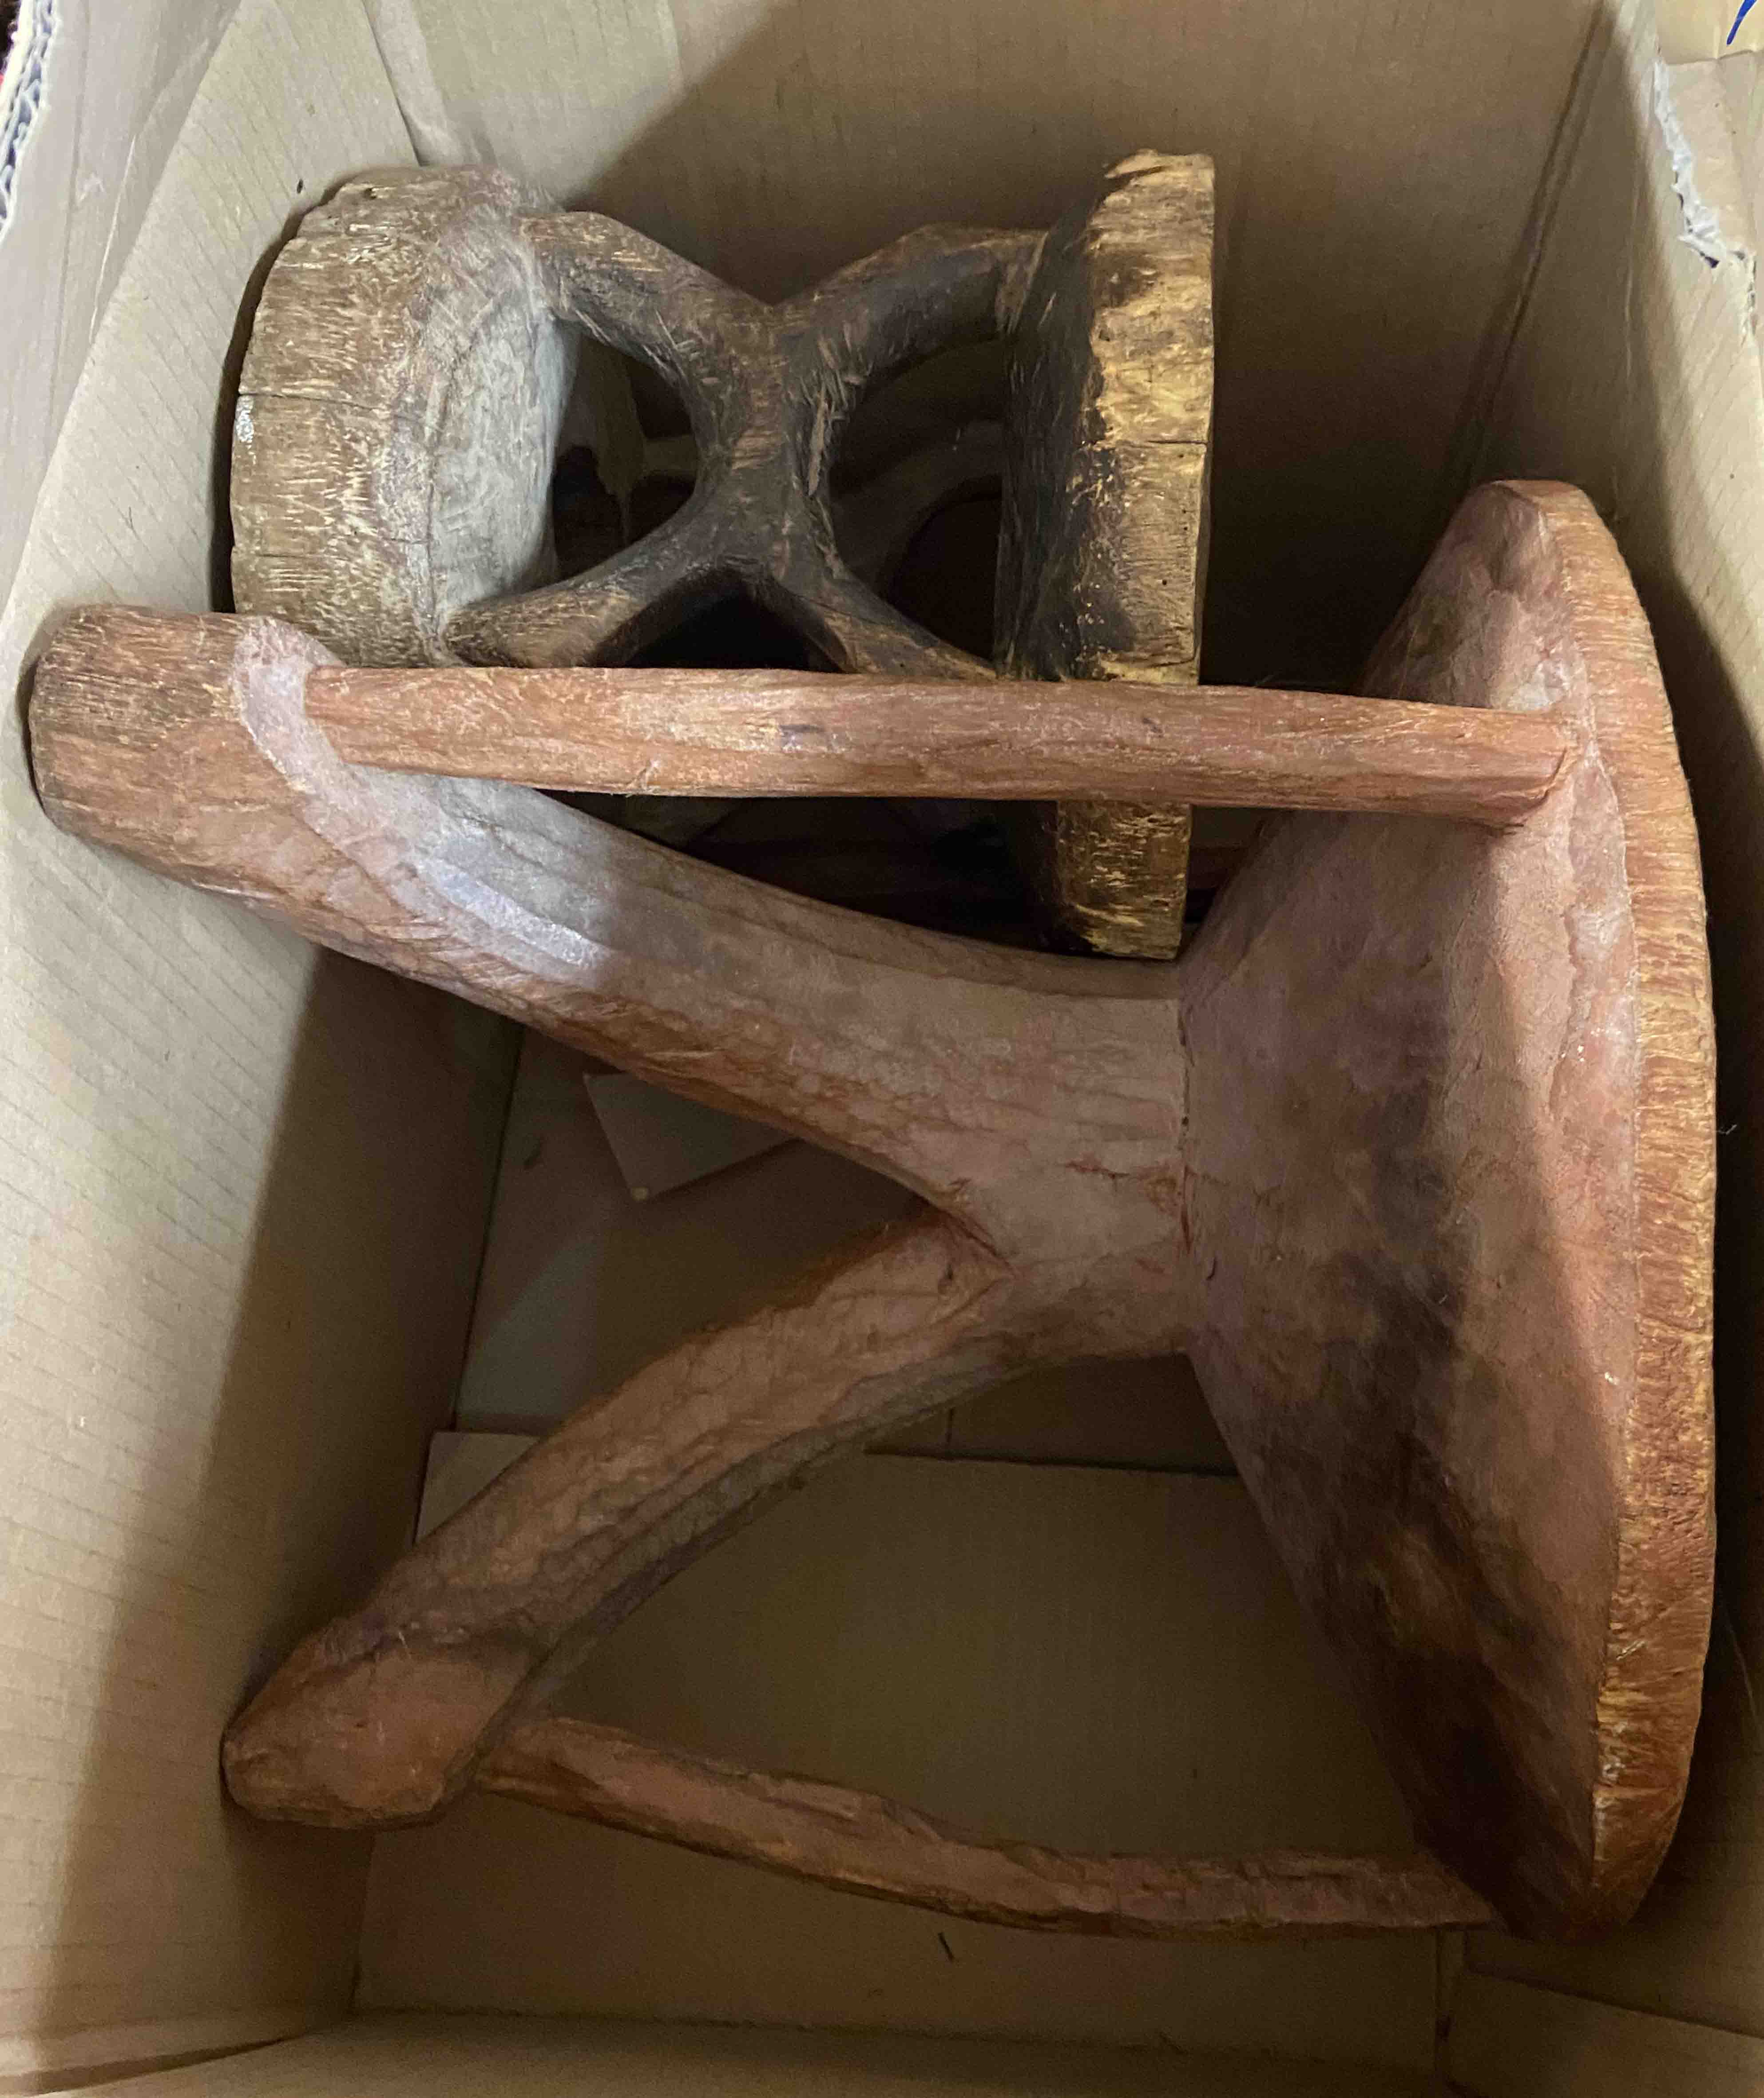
31, 479, 1714, 1942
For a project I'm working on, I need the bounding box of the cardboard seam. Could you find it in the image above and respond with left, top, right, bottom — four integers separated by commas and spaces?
1442, 6, 1622, 504
0, 2007, 331, 2096
357, 0, 471, 164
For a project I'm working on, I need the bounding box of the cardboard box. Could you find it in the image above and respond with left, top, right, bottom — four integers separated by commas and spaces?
0, 0, 1760, 2090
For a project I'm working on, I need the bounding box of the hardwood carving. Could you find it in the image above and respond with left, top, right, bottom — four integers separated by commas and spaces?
231, 166, 1037, 678
479, 1717, 1494, 1937
31, 482, 1715, 1941
302, 662, 1570, 821
997, 151, 1213, 956
230, 161, 1218, 958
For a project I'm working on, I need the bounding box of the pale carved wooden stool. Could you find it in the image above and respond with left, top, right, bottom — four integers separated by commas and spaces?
28, 167, 1715, 1946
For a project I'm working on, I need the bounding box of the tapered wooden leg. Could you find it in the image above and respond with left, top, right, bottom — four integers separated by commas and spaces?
221, 1210, 1033, 1826
476, 213, 1035, 678
300, 662, 1573, 821
448, 495, 729, 667
480, 1717, 1494, 1937
28, 605, 1187, 1260
233, 169, 1038, 682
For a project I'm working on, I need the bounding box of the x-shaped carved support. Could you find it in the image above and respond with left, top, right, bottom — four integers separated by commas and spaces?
446, 216, 1039, 675
229, 166, 1034, 681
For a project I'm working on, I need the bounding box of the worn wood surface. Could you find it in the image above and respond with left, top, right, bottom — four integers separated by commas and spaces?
231, 168, 576, 668
306, 663, 1570, 821
230, 164, 1219, 951
997, 152, 1213, 956
833, 421, 1004, 592
233, 167, 1036, 678
480, 1717, 1494, 1938
31, 483, 1714, 1940
1177, 485, 1715, 1939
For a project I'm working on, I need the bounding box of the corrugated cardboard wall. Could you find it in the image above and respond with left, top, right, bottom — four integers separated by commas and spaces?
1443, 2, 1764, 2084
0, 2, 515, 2087
72, 2013, 1443, 2098
357, 1453, 1439, 2066
8, 0, 1763, 2087
0, 0, 238, 616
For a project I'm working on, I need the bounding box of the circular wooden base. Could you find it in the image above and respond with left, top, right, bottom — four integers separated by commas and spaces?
1180, 482, 1714, 1935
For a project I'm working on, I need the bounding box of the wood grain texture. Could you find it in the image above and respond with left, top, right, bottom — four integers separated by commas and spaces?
479, 1717, 1494, 1938
25, 611, 1179, 1266
218, 1209, 1033, 1827
304, 664, 1571, 821
998, 151, 1213, 956
29, 483, 1714, 1942
1177, 482, 1715, 1938
232, 167, 575, 667
466, 213, 1035, 676
232, 168, 1037, 679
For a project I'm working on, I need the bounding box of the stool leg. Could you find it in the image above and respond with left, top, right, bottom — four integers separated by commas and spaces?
222, 1209, 1033, 1827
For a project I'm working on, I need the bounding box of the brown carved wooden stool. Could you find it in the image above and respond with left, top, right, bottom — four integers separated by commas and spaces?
230, 159, 1214, 956
32, 475, 1714, 1941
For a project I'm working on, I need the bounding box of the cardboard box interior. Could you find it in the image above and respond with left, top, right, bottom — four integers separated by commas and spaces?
0, 0, 1761, 2091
